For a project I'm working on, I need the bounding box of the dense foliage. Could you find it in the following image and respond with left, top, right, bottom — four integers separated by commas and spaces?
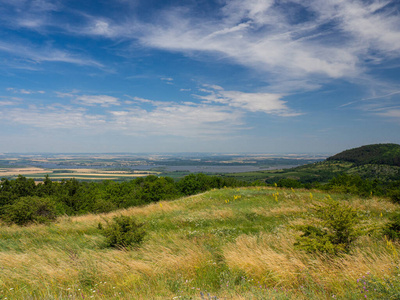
327, 143, 400, 167
0, 174, 247, 224
383, 213, 400, 240
101, 215, 146, 248
265, 172, 400, 200
294, 197, 361, 255
2, 196, 57, 225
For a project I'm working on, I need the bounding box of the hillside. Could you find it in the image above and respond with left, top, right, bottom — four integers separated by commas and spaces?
327, 143, 400, 167
0, 187, 399, 299
225, 144, 400, 184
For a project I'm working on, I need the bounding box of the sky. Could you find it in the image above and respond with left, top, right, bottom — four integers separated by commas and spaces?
0, 0, 400, 154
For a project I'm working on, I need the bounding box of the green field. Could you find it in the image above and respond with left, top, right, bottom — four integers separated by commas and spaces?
1, 187, 399, 299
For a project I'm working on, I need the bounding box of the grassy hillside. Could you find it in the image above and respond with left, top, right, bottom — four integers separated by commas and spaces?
224, 145, 400, 185
1, 187, 399, 299
327, 143, 400, 167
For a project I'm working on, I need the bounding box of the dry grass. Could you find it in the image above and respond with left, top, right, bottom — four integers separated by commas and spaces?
0, 187, 399, 299
223, 230, 399, 297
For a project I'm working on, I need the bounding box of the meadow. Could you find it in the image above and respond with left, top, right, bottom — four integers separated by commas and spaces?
0, 187, 399, 299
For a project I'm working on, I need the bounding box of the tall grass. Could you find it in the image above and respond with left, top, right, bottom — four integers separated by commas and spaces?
0, 187, 399, 299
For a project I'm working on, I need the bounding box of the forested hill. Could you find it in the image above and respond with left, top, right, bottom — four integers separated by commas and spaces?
327, 143, 400, 167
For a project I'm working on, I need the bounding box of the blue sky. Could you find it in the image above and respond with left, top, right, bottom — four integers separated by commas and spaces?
0, 0, 399, 154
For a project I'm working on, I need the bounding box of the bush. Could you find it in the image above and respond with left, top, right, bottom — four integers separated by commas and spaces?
277, 178, 302, 188
389, 190, 400, 203
101, 215, 146, 248
2, 196, 57, 225
294, 197, 361, 255
383, 213, 400, 240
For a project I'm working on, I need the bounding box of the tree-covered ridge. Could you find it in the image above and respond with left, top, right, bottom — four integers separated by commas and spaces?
0, 174, 249, 225
327, 143, 400, 167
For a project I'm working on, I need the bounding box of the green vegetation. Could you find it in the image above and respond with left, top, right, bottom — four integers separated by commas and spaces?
2, 196, 57, 226
383, 213, 400, 240
0, 187, 399, 299
0, 174, 248, 224
327, 143, 400, 167
294, 196, 361, 254
0, 144, 399, 298
101, 215, 146, 248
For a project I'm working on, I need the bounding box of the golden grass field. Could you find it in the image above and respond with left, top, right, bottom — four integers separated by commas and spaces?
0, 187, 399, 299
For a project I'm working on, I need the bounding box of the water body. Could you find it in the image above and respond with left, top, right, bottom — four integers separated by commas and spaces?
155, 165, 300, 173
27, 162, 300, 173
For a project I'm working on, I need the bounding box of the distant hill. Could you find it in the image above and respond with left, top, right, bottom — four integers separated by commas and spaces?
327, 143, 400, 167
225, 143, 400, 184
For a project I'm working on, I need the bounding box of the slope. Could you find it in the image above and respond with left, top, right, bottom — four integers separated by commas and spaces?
0, 187, 399, 299
327, 143, 400, 167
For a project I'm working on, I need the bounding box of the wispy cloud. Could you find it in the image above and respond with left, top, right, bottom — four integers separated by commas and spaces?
340, 90, 400, 108
2, 0, 399, 86
0, 101, 18, 106
194, 85, 301, 116
75, 95, 120, 107
161, 77, 174, 85
0, 105, 106, 129
55, 92, 120, 107
0, 93, 244, 137
108, 103, 243, 137
376, 109, 400, 118
70, 0, 399, 93
7, 88, 45, 95
0, 41, 102, 67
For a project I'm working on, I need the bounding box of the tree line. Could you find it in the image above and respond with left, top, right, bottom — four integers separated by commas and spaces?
0, 174, 249, 224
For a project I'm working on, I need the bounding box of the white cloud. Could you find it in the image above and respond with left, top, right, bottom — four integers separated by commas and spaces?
161, 77, 174, 85
376, 109, 400, 119
0, 106, 106, 129
0, 101, 17, 106
134, 1, 360, 80
6, 88, 45, 95
0, 41, 102, 67
86, 19, 116, 37
3, 0, 399, 87
72, 0, 398, 91
194, 85, 301, 116
75, 95, 120, 107
0, 99, 243, 137
107, 103, 243, 137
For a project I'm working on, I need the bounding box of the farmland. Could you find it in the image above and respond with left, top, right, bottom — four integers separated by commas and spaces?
0, 153, 324, 181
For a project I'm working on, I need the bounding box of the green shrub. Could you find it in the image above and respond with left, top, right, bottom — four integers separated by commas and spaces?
277, 178, 302, 188
383, 213, 400, 240
101, 215, 146, 248
2, 196, 57, 225
389, 190, 400, 203
294, 197, 361, 255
